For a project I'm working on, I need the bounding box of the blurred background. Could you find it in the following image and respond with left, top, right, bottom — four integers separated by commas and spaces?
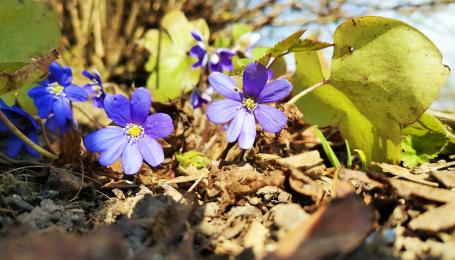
43, 0, 455, 110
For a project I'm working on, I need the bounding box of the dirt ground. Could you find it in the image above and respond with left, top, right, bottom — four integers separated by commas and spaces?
1, 102, 455, 260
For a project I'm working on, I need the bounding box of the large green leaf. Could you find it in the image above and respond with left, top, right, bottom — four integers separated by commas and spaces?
295, 17, 449, 164
0, 0, 60, 96
293, 51, 400, 163
329, 17, 449, 162
141, 10, 208, 102
0, 0, 59, 64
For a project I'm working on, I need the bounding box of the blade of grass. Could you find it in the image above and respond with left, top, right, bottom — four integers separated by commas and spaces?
354, 149, 367, 171
345, 139, 352, 168
315, 127, 341, 169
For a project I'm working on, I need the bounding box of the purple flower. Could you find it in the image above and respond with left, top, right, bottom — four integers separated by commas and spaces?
209, 49, 236, 73
190, 87, 213, 109
206, 63, 292, 149
267, 69, 274, 80
188, 31, 236, 73
0, 100, 40, 158
82, 69, 106, 108
189, 31, 209, 69
28, 62, 88, 129
84, 88, 174, 175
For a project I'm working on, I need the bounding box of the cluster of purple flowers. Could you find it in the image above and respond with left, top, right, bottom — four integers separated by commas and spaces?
1, 61, 174, 176
1, 29, 292, 176
28, 62, 88, 130
189, 31, 236, 74
188, 31, 236, 109
27, 62, 173, 175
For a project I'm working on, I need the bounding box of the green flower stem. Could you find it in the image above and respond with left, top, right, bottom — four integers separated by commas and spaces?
0, 110, 58, 160
287, 79, 329, 105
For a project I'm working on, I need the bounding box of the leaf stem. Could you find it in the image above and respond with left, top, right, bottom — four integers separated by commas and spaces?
39, 119, 58, 155
266, 51, 289, 70
218, 142, 236, 161
287, 79, 329, 104
155, 25, 162, 89
0, 110, 58, 160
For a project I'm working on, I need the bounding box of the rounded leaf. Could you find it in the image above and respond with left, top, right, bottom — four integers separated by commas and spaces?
331, 16, 449, 131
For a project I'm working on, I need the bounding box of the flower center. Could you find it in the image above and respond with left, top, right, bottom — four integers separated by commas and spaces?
92, 83, 102, 97
125, 123, 144, 142
242, 97, 257, 111
210, 53, 220, 64
47, 82, 65, 99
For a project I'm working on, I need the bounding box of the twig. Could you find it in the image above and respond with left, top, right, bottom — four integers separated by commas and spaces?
157, 172, 208, 184
0, 153, 48, 167
287, 79, 329, 104
187, 175, 205, 193
70, 158, 86, 201
1, 165, 49, 175
39, 119, 58, 155
218, 142, 236, 161
51, 166, 102, 184
0, 111, 58, 160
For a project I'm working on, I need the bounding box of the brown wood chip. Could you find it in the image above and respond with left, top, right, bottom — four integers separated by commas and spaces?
375, 163, 438, 186
276, 150, 324, 170
389, 178, 455, 203
409, 202, 455, 232
431, 170, 455, 188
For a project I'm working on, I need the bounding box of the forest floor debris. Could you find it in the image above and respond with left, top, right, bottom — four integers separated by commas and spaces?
1, 108, 455, 259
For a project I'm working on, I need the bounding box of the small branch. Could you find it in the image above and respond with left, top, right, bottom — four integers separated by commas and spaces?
287, 79, 329, 104
39, 119, 58, 155
218, 142, 236, 161
0, 111, 58, 160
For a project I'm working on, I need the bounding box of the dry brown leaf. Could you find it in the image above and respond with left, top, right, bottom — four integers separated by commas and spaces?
265, 181, 373, 260
396, 234, 455, 259
409, 201, 455, 232
389, 178, 455, 203
57, 128, 82, 165
339, 168, 384, 190
0, 49, 59, 91
375, 162, 438, 186
244, 220, 268, 258
430, 170, 455, 188
276, 150, 324, 171
208, 164, 285, 209
288, 169, 324, 202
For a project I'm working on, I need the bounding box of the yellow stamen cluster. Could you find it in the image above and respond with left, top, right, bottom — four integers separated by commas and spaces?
92, 83, 102, 97
47, 82, 65, 99
125, 123, 144, 142
242, 97, 257, 111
